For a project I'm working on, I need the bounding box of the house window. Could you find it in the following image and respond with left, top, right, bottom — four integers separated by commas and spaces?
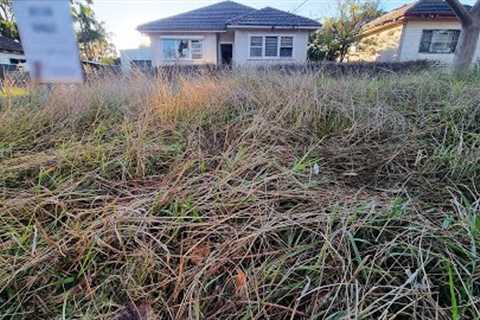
265, 36, 278, 57
419, 30, 461, 54
162, 39, 203, 60
191, 40, 203, 59
250, 36, 263, 57
249, 35, 294, 58
280, 36, 293, 57
9, 58, 26, 65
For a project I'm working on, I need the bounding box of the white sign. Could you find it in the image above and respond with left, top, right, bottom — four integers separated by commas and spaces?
13, 0, 83, 83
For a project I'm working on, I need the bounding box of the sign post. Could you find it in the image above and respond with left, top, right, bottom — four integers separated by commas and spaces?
13, 0, 83, 84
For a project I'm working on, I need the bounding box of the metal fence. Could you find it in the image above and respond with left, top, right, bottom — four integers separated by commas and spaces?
0, 62, 122, 88
0, 60, 435, 88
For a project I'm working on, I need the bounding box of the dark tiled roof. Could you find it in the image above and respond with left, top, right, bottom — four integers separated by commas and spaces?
138, 1, 321, 32
406, 0, 471, 16
227, 7, 320, 28
138, 1, 255, 31
364, 0, 471, 31
0, 35, 23, 53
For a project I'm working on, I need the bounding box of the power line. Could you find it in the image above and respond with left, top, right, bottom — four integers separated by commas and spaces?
291, 0, 310, 13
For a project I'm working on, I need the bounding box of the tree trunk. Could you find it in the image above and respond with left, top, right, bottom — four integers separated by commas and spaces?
453, 23, 480, 73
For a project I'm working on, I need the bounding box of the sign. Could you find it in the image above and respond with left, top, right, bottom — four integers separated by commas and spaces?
13, 0, 83, 83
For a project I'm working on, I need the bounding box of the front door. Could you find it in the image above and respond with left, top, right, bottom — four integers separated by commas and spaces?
220, 44, 233, 66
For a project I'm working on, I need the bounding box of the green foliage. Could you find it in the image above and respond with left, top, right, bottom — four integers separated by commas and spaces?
0, 0, 18, 40
72, 0, 116, 61
309, 0, 383, 62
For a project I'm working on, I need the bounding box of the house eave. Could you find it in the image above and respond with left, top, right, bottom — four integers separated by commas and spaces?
361, 14, 460, 37
361, 20, 406, 37
226, 25, 320, 30
139, 29, 227, 34
0, 49, 24, 55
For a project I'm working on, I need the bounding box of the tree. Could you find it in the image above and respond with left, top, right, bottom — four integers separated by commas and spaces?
72, 0, 116, 62
0, 0, 18, 40
309, 0, 383, 62
445, 0, 480, 73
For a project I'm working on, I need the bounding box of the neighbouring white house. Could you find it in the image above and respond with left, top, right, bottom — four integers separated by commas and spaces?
120, 47, 153, 72
0, 35, 26, 67
347, 0, 480, 64
137, 1, 321, 67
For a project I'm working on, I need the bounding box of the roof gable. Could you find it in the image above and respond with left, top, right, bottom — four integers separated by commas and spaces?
227, 7, 321, 28
406, 0, 471, 16
138, 1, 321, 32
138, 1, 255, 32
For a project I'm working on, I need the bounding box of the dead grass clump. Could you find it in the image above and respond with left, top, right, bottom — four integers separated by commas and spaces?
0, 69, 479, 319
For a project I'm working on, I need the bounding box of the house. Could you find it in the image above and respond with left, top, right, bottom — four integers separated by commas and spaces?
347, 0, 480, 64
137, 1, 321, 66
120, 47, 153, 73
0, 35, 26, 67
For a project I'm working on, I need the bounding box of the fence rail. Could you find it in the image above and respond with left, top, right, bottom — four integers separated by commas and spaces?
0, 60, 435, 88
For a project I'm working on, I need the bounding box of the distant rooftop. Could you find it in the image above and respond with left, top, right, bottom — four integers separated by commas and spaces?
364, 0, 471, 31
138, 1, 321, 32
0, 35, 23, 53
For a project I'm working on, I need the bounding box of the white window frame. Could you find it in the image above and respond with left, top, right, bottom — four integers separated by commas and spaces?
160, 37, 204, 61
248, 34, 295, 59
249, 36, 263, 58
418, 29, 461, 54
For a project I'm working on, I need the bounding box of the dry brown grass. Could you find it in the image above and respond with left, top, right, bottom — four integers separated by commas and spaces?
0, 69, 479, 319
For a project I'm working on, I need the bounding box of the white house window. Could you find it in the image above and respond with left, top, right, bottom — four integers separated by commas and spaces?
177, 40, 189, 58
162, 39, 177, 59
191, 40, 203, 59
280, 36, 293, 57
249, 35, 294, 58
250, 36, 263, 57
419, 30, 460, 54
162, 39, 203, 60
265, 36, 278, 57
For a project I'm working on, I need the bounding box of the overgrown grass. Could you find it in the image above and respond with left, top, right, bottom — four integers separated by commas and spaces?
0, 69, 479, 319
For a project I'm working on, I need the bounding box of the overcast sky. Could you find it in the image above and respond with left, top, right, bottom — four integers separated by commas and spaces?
92, 0, 476, 51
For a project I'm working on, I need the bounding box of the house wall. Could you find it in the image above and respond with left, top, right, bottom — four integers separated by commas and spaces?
219, 32, 234, 43
148, 32, 218, 66
347, 24, 405, 62
399, 20, 480, 63
233, 30, 310, 65
0, 51, 26, 65
120, 47, 152, 72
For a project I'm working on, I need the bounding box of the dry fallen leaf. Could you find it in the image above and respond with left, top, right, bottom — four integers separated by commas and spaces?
190, 243, 210, 266
234, 269, 247, 296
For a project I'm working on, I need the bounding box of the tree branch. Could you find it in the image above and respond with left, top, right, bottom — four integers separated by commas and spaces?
470, 0, 480, 19
445, 0, 473, 26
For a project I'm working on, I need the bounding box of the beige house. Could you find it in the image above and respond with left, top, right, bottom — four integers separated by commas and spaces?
137, 1, 320, 67
348, 0, 480, 64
